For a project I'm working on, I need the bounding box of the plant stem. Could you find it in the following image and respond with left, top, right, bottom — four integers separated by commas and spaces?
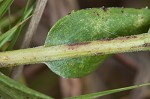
0, 33, 150, 67
11, 0, 48, 80
21, 0, 48, 48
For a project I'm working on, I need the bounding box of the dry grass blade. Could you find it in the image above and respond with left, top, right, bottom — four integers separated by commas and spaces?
11, 0, 48, 80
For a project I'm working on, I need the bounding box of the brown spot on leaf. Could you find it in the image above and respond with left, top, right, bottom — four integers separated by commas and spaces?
98, 35, 138, 42
102, 6, 108, 12
68, 42, 90, 46
95, 52, 103, 56
115, 35, 137, 40
93, 11, 100, 16
97, 38, 114, 42
126, 35, 137, 39
68, 42, 90, 50
143, 43, 150, 47
103, 38, 114, 41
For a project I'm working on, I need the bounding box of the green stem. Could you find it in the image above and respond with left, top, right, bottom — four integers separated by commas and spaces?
0, 33, 150, 67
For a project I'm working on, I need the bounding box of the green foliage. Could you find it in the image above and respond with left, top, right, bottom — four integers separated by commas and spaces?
0, 14, 32, 50
0, 24, 18, 48
0, 1, 53, 98
1, 0, 150, 98
0, 0, 3, 3
0, 12, 18, 29
6, 0, 35, 50
45, 8, 150, 78
0, 72, 53, 99
0, 0, 13, 18
66, 83, 150, 99
1, 72, 150, 99
0, 1, 34, 50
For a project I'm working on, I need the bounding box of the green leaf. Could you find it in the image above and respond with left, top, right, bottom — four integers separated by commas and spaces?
0, 72, 53, 99
0, 24, 18, 49
0, 0, 3, 3
0, 12, 18, 29
45, 8, 150, 78
6, 0, 35, 50
0, 3, 34, 50
0, 0, 13, 18
0, 15, 31, 49
66, 83, 150, 99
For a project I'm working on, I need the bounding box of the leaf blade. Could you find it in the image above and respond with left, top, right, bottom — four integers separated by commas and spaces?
0, 0, 13, 18
66, 83, 150, 99
0, 72, 53, 99
44, 8, 150, 78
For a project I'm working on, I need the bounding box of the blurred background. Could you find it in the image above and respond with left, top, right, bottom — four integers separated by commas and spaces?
1, 0, 150, 99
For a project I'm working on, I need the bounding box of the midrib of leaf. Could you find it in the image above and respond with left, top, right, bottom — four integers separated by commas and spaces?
0, 32, 150, 67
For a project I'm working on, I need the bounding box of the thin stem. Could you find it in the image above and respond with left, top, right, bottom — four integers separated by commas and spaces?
0, 33, 150, 67
21, 0, 48, 48
11, 0, 48, 80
